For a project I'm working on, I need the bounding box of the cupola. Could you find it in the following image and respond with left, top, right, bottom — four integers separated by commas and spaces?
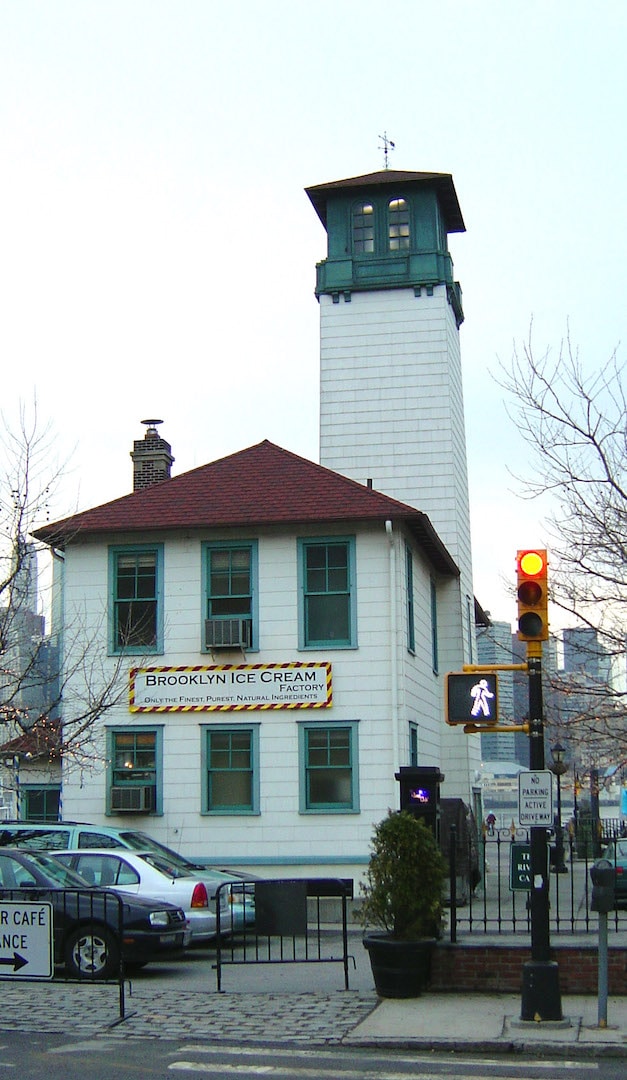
305, 169, 465, 325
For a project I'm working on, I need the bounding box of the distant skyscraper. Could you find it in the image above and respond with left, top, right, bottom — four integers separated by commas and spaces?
477, 622, 528, 766
0, 538, 58, 720
563, 627, 612, 684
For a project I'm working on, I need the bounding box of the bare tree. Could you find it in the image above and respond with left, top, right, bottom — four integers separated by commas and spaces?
0, 403, 127, 770
499, 330, 627, 767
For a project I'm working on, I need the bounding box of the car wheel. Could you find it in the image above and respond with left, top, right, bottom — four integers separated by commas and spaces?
64, 925, 120, 980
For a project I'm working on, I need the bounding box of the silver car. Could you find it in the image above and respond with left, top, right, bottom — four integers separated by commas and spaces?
52, 849, 230, 943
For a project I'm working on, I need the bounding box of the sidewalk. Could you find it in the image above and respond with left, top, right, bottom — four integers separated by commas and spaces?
347, 992, 627, 1056
0, 981, 625, 1057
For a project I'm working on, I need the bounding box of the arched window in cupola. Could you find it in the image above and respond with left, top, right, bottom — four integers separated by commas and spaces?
352, 202, 375, 253
388, 197, 410, 250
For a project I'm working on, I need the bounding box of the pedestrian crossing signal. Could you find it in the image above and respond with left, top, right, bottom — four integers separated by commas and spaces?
516, 549, 549, 641
445, 672, 499, 726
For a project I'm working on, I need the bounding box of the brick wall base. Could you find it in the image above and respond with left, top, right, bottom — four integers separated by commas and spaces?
430, 943, 627, 994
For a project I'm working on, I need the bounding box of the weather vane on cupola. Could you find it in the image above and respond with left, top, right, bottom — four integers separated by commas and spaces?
378, 131, 395, 169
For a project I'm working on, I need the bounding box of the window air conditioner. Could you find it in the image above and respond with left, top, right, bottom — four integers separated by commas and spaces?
110, 786, 153, 812
204, 618, 250, 650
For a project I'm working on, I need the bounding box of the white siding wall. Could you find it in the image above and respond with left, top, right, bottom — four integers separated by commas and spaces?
319, 285, 481, 799
319, 286, 474, 618
58, 523, 448, 875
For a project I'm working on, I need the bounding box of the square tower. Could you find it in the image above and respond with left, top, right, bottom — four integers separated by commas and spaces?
306, 170, 475, 661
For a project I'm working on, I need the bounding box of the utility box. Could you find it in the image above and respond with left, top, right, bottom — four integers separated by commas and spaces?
395, 766, 444, 838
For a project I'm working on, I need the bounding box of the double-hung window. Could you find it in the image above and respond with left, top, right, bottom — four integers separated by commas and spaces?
409, 722, 419, 766
20, 786, 60, 822
299, 721, 359, 813
388, 197, 410, 250
352, 201, 375, 253
204, 542, 257, 649
431, 578, 439, 674
110, 545, 163, 653
406, 545, 416, 653
299, 537, 355, 648
107, 727, 162, 815
202, 725, 259, 814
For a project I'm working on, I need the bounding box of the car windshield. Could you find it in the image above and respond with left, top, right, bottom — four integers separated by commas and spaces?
118, 831, 205, 871
136, 852, 194, 880
21, 852, 93, 888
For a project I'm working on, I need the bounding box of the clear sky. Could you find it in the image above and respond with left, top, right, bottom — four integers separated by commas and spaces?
1, 1, 625, 629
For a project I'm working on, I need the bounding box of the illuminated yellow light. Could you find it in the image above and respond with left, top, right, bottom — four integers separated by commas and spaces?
519, 551, 545, 576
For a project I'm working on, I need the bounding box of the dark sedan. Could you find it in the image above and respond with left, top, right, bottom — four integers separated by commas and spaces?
0, 848, 190, 978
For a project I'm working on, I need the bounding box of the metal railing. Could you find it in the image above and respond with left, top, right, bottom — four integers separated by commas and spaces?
214, 877, 354, 992
0, 887, 126, 1018
446, 826, 627, 940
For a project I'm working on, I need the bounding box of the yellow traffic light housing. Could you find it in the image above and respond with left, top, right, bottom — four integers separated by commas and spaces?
516, 549, 549, 641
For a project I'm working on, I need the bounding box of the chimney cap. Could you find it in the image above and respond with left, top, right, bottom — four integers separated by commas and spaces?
141, 419, 163, 430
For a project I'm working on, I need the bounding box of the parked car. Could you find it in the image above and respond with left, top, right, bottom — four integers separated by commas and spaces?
0, 821, 255, 929
50, 849, 232, 942
0, 848, 190, 978
602, 838, 627, 905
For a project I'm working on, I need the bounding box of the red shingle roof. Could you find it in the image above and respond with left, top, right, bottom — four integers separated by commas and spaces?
0, 718, 60, 761
33, 440, 459, 576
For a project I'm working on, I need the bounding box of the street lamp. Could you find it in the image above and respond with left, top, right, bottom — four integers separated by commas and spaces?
549, 741, 568, 874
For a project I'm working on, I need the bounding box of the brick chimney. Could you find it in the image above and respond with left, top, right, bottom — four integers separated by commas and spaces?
131, 420, 174, 491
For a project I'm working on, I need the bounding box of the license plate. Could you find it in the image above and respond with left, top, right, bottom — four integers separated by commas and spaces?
160, 933, 177, 945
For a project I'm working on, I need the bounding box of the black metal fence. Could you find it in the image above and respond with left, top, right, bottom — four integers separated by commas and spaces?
0, 887, 126, 1018
446, 825, 627, 939
214, 877, 354, 991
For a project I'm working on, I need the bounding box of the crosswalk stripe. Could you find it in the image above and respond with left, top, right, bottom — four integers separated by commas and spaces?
168, 1064, 597, 1079
175, 1045, 598, 1072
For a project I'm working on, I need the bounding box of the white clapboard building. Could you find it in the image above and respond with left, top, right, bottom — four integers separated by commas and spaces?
33, 167, 482, 877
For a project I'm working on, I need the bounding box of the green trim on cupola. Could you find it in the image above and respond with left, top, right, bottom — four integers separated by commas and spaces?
305, 170, 465, 326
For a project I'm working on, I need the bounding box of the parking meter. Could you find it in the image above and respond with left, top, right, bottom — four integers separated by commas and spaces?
590, 858, 616, 913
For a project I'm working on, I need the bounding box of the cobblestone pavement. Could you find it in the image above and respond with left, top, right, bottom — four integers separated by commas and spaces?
0, 981, 379, 1043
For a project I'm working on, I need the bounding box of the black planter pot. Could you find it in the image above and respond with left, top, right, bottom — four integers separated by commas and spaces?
363, 933, 436, 998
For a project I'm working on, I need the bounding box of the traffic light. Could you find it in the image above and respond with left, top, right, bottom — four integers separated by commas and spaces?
445, 672, 499, 725
516, 549, 549, 641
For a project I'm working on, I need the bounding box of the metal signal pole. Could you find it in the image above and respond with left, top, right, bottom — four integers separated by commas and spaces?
520, 645, 563, 1021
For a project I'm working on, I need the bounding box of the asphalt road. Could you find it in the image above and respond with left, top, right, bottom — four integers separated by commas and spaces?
1, 1030, 626, 1080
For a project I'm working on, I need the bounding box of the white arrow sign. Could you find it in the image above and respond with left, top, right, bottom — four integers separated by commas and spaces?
0, 902, 53, 979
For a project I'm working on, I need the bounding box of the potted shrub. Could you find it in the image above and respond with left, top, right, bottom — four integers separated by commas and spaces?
358, 810, 447, 998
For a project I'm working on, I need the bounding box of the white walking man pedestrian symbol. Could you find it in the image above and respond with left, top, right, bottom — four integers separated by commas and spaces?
470, 678, 494, 718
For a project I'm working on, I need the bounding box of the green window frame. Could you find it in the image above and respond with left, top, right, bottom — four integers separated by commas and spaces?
466, 594, 474, 664
409, 722, 419, 766
352, 201, 375, 253
19, 786, 60, 823
203, 541, 257, 649
109, 545, 163, 654
106, 727, 163, 815
431, 578, 439, 674
298, 721, 359, 813
388, 197, 410, 251
201, 724, 260, 814
406, 545, 415, 653
298, 536, 356, 649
